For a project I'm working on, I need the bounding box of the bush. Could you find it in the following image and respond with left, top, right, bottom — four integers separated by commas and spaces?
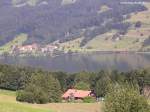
16, 86, 49, 104
95, 77, 111, 97
83, 97, 96, 103
104, 84, 150, 112
17, 90, 35, 103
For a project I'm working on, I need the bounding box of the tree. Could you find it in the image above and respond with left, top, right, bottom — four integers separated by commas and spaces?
104, 84, 150, 112
16, 85, 48, 104
75, 81, 90, 90
75, 71, 91, 83
53, 72, 68, 92
16, 73, 62, 104
95, 77, 111, 97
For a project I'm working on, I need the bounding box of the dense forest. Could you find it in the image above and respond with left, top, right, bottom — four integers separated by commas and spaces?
0, 64, 149, 104
0, 0, 149, 46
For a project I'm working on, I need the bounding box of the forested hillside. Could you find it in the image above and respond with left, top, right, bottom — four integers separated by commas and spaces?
0, 0, 149, 50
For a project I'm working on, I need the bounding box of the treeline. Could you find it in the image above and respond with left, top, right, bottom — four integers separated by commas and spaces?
0, 64, 149, 103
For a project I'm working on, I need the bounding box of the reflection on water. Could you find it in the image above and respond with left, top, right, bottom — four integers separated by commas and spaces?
0, 52, 150, 73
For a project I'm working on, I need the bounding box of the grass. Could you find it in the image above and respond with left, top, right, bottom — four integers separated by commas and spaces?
148, 99, 150, 105
0, 89, 16, 96
0, 89, 102, 112
0, 90, 53, 112
84, 30, 143, 51
60, 24, 150, 52
34, 103, 102, 112
84, 18, 150, 51
0, 102, 52, 112
59, 37, 83, 52
0, 33, 28, 54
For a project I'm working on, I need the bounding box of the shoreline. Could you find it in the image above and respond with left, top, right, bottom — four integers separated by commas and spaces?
0, 50, 150, 58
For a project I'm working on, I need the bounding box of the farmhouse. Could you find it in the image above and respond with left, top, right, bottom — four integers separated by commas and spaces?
62, 89, 95, 100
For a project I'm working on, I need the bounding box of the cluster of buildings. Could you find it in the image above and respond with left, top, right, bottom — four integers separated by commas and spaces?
12, 43, 58, 55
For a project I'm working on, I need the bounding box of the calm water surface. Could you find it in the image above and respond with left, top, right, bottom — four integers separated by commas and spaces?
0, 52, 150, 73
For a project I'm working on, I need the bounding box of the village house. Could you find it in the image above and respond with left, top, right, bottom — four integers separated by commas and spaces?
17, 43, 39, 53
41, 45, 58, 53
62, 89, 95, 101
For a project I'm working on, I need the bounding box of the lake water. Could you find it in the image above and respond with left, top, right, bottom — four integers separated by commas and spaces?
0, 52, 150, 73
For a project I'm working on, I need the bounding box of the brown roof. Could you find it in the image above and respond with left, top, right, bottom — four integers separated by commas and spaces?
62, 89, 91, 98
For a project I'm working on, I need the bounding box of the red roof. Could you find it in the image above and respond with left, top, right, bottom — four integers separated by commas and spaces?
62, 89, 91, 98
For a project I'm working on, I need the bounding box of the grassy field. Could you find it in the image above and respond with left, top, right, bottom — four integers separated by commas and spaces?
0, 89, 16, 96
59, 37, 83, 52
0, 89, 53, 112
84, 30, 145, 51
0, 89, 102, 112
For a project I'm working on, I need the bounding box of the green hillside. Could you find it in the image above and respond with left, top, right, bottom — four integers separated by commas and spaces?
59, 3, 150, 52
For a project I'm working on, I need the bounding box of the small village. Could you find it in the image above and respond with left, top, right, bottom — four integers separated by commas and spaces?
10, 43, 63, 57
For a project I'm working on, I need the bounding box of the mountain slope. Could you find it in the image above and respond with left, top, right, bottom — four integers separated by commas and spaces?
0, 0, 150, 52
59, 2, 150, 52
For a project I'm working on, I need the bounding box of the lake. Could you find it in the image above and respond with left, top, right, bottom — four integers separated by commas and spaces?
0, 52, 150, 73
